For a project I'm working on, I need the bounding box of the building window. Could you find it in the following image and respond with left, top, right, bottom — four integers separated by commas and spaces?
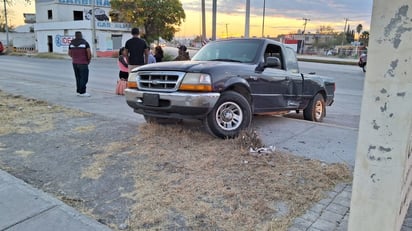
73, 11, 83, 21
48, 10, 52, 20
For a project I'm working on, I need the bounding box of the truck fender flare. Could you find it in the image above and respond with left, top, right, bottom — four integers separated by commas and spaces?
222, 77, 251, 93
221, 76, 253, 105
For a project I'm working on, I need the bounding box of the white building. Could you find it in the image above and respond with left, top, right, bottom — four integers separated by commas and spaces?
34, 0, 133, 56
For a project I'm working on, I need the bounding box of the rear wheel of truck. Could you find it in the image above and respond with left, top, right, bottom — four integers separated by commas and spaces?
203, 91, 252, 139
303, 93, 325, 122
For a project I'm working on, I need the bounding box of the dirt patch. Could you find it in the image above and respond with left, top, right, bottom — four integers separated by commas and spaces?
0, 90, 352, 230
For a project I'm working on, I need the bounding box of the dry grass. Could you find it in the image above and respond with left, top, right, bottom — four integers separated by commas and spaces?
0, 90, 90, 135
115, 123, 352, 230
0, 90, 352, 231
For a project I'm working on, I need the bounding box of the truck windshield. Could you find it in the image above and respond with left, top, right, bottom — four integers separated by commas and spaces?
192, 40, 261, 63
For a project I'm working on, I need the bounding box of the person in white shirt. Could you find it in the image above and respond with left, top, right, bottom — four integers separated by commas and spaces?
147, 51, 156, 64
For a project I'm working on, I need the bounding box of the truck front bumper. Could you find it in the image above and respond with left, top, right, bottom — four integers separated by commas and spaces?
125, 89, 220, 119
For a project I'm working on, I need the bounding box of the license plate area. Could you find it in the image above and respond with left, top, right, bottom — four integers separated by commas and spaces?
143, 93, 159, 106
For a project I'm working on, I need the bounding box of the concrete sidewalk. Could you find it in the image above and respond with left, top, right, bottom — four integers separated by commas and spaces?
0, 66, 411, 231
0, 170, 111, 231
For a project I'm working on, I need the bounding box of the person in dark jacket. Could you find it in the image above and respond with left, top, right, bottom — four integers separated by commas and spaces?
68, 31, 92, 97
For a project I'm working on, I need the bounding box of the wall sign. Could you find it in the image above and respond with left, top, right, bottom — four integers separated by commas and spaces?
96, 22, 131, 30
58, 0, 110, 7
55, 35, 75, 47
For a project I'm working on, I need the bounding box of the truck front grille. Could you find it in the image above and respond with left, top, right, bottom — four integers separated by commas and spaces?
137, 71, 186, 92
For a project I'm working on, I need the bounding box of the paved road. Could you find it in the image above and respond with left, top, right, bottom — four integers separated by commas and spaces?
0, 55, 410, 231
0, 55, 363, 167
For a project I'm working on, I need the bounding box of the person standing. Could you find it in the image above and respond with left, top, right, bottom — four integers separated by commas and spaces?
124, 28, 149, 74
173, 45, 190, 61
117, 47, 128, 80
115, 47, 128, 95
147, 48, 156, 64
154, 45, 164, 62
68, 31, 92, 97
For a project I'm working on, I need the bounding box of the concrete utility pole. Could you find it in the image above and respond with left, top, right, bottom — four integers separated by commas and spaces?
341, 18, 349, 47
225, 24, 229, 38
3, 0, 9, 49
244, 0, 250, 38
261, 0, 266, 37
348, 1, 412, 230
91, 0, 97, 57
201, 0, 206, 42
212, 0, 216, 40
302, 17, 310, 34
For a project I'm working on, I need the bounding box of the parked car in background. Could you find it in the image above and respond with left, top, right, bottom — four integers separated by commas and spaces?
0, 41, 4, 54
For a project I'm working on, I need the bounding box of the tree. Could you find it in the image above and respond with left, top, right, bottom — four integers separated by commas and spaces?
317, 25, 335, 35
0, 15, 14, 32
356, 24, 363, 41
0, 23, 14, 32
110, 0, 185, 44
359, 31, 370, 47
345, 25, 354, 43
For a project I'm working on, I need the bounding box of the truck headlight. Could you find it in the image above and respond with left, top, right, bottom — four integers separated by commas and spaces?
127, 71, 138, 88
179, 73, 212, 92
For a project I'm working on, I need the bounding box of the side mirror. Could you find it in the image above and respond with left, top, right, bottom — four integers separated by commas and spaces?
255, 57, 281, 73
265, 57, 281, 68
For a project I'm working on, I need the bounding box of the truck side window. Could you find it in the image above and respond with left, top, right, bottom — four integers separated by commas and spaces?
264, 44, 284, 70
284, 47, 299, 73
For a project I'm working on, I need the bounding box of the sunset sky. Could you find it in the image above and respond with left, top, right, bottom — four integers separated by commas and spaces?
3, 0, 373, 39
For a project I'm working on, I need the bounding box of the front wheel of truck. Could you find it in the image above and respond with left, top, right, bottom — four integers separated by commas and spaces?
203, 91, 252, 139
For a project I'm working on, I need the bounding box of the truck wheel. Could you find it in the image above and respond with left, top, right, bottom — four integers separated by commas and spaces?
303, 93, 325, 122
204, 91, 252, 139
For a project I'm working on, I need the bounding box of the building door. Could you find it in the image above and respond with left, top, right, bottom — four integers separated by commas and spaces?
112, 34, 122, 49
47, 35, 53, 52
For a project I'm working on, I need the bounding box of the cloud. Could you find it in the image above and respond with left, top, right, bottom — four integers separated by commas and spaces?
182, 0, 372, 28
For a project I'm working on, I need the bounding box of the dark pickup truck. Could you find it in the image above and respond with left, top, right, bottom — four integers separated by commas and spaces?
125, 38, 335, 138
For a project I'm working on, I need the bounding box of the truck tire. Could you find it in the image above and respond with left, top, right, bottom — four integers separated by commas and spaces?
203, 91, 252, 139
303, 93, 325, 122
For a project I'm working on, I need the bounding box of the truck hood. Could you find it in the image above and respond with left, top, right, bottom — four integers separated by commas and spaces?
134, 60, 253, 74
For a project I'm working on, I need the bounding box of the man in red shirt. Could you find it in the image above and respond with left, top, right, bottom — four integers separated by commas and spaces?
68, 31, 92, 97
